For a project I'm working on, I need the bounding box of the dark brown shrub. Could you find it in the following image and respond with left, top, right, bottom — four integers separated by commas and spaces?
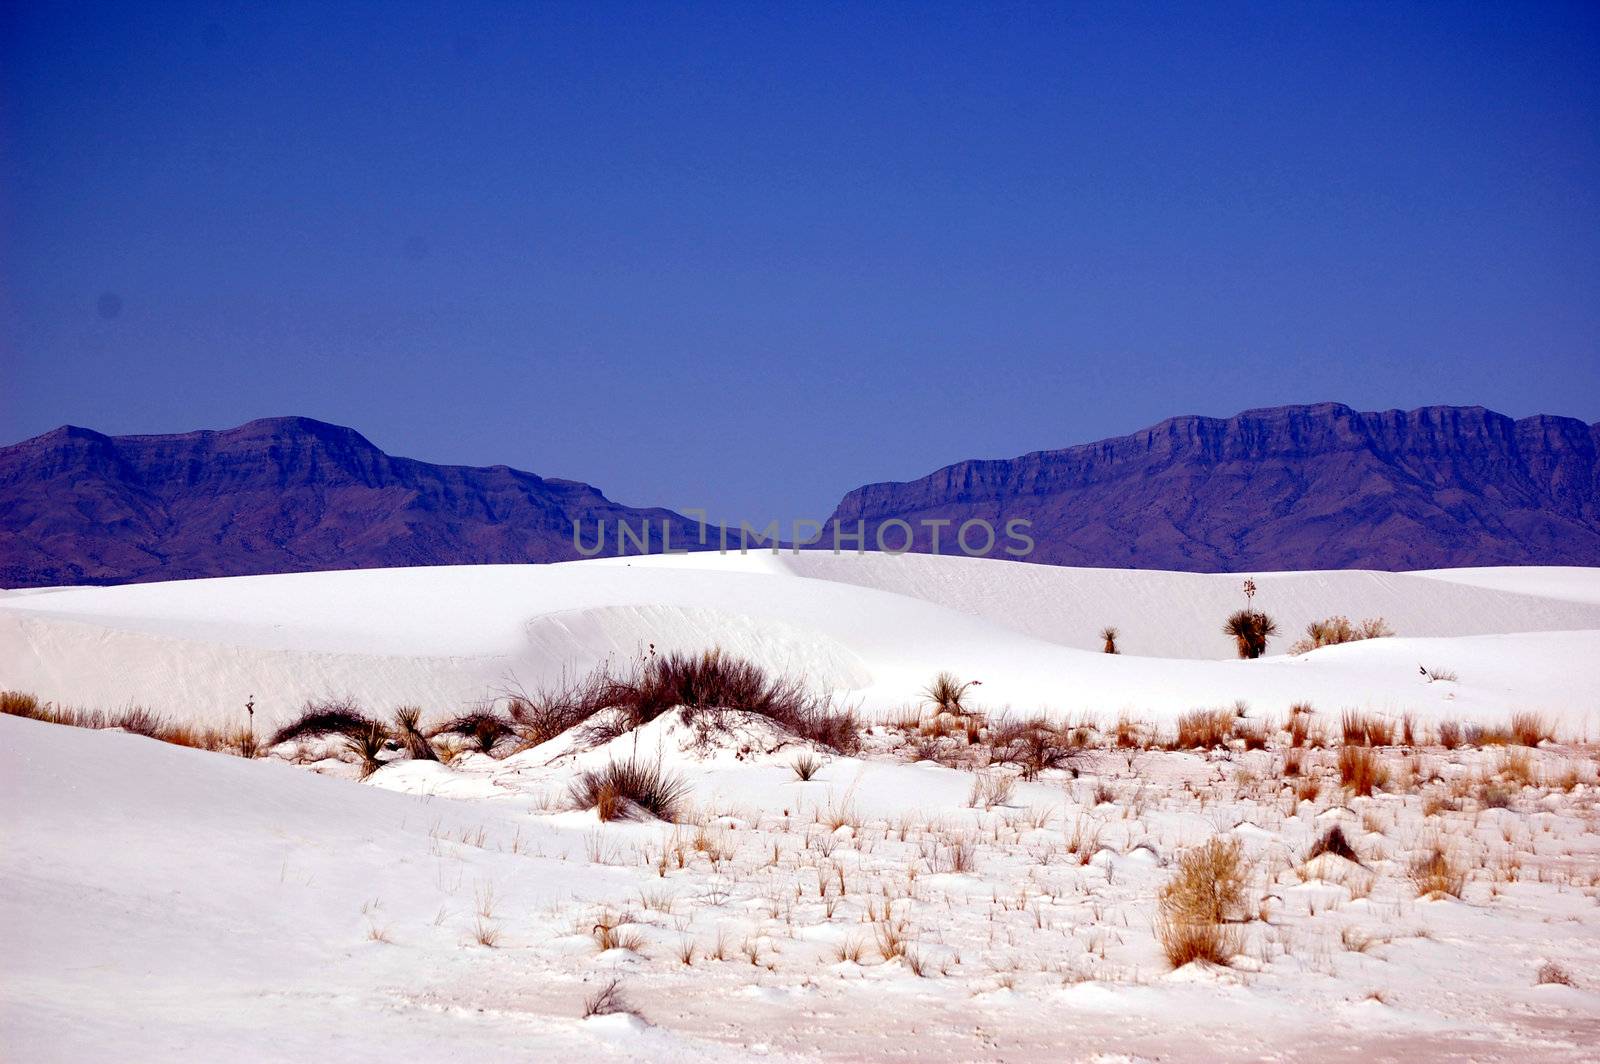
569, 758, 690, 822
269, 699, 378, 746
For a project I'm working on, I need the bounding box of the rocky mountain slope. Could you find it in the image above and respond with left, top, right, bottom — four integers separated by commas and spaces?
0, 417, 699, 587
4, 403, 1598, 586
823, 403, 1600, 571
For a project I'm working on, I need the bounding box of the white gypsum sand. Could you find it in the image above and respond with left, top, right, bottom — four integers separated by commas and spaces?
3, 554, 1599, 1060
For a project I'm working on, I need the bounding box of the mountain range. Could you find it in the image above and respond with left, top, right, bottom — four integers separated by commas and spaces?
3, 403, 1597, 587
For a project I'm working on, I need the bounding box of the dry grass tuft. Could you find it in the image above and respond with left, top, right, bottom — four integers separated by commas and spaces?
1508, 712, 1553, 747
569, 758, 690, 822
0, 690, 45, 719
1438, 720, 1462, 750
1410, 844, 1465, 899
790, 749, 824, 781
1338, 745, 1388, 797
1173, 708, 1234, 750
1341, 711, 1394, 746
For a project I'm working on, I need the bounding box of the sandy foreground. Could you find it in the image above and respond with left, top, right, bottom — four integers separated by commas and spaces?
3, 554, 1599, 1060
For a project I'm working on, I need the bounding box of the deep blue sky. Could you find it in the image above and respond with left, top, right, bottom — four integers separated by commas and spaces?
3, 2, 1597, 523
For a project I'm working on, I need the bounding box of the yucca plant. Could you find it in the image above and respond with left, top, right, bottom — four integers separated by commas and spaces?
392, 705, 438, 761
922, 671, 980, 715
1223, 610, 1278, 659
342, 721, 391, 778
1100, 626, 1119, 654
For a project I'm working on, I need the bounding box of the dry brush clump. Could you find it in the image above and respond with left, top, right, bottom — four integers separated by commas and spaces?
581, 977, 635, 1019
570, 648, 862, 754
269, 698, 379, 747
1508, 711, 1554, 747
1340, 711, 1395, 747
3, 690, 261, 756
1410, 844, 1466, 899
568, 758, 690, 822
434, 709, 516, 755
1172, 708, 1234, 750
1289, 615, 1394, 655
990, 716, 1078, 779
1338, 745, 1389, 796
1155, 837, 1249, 967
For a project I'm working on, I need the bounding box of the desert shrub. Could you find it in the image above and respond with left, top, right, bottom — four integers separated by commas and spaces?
0, 690, 45, 720
1155, 838, 1248, 967
568, 758, 690, 822
1438, 719, 1462, 750
1100, 626, 1119, 654
1163, 837, 1249, 923
1509, 711, 1553, 747
1223, 610, 1278, 659
391, 705, 438, 761
436, 710, 514, 755
922, 671, 980, 715
1307, 824, 1359, 864
269, 699, 378, 746
112, 706, 168, 738
342, 721, 390, 778
582, 977, 632, 1018
1422, 665, 1458, 683
1338, 745, 1387, 796
1173, 708, 1234, 749
1290, 615, 1394, 655
991, 716, 1076, 779
1410, 844, 1465, 898
1536, 962, 1575, 987
1155, 912, 1243, 968
578, 648, 860, 753
967, 772, 1015, 808
1358, 617, 1395, 639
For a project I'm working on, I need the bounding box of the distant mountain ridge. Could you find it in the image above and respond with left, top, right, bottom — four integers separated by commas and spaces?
2, 403, 1598, 587
0, 417, 698, 587
824, 402, 1600, 571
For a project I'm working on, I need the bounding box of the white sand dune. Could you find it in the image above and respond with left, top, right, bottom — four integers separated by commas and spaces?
2, 553, 1597, 733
